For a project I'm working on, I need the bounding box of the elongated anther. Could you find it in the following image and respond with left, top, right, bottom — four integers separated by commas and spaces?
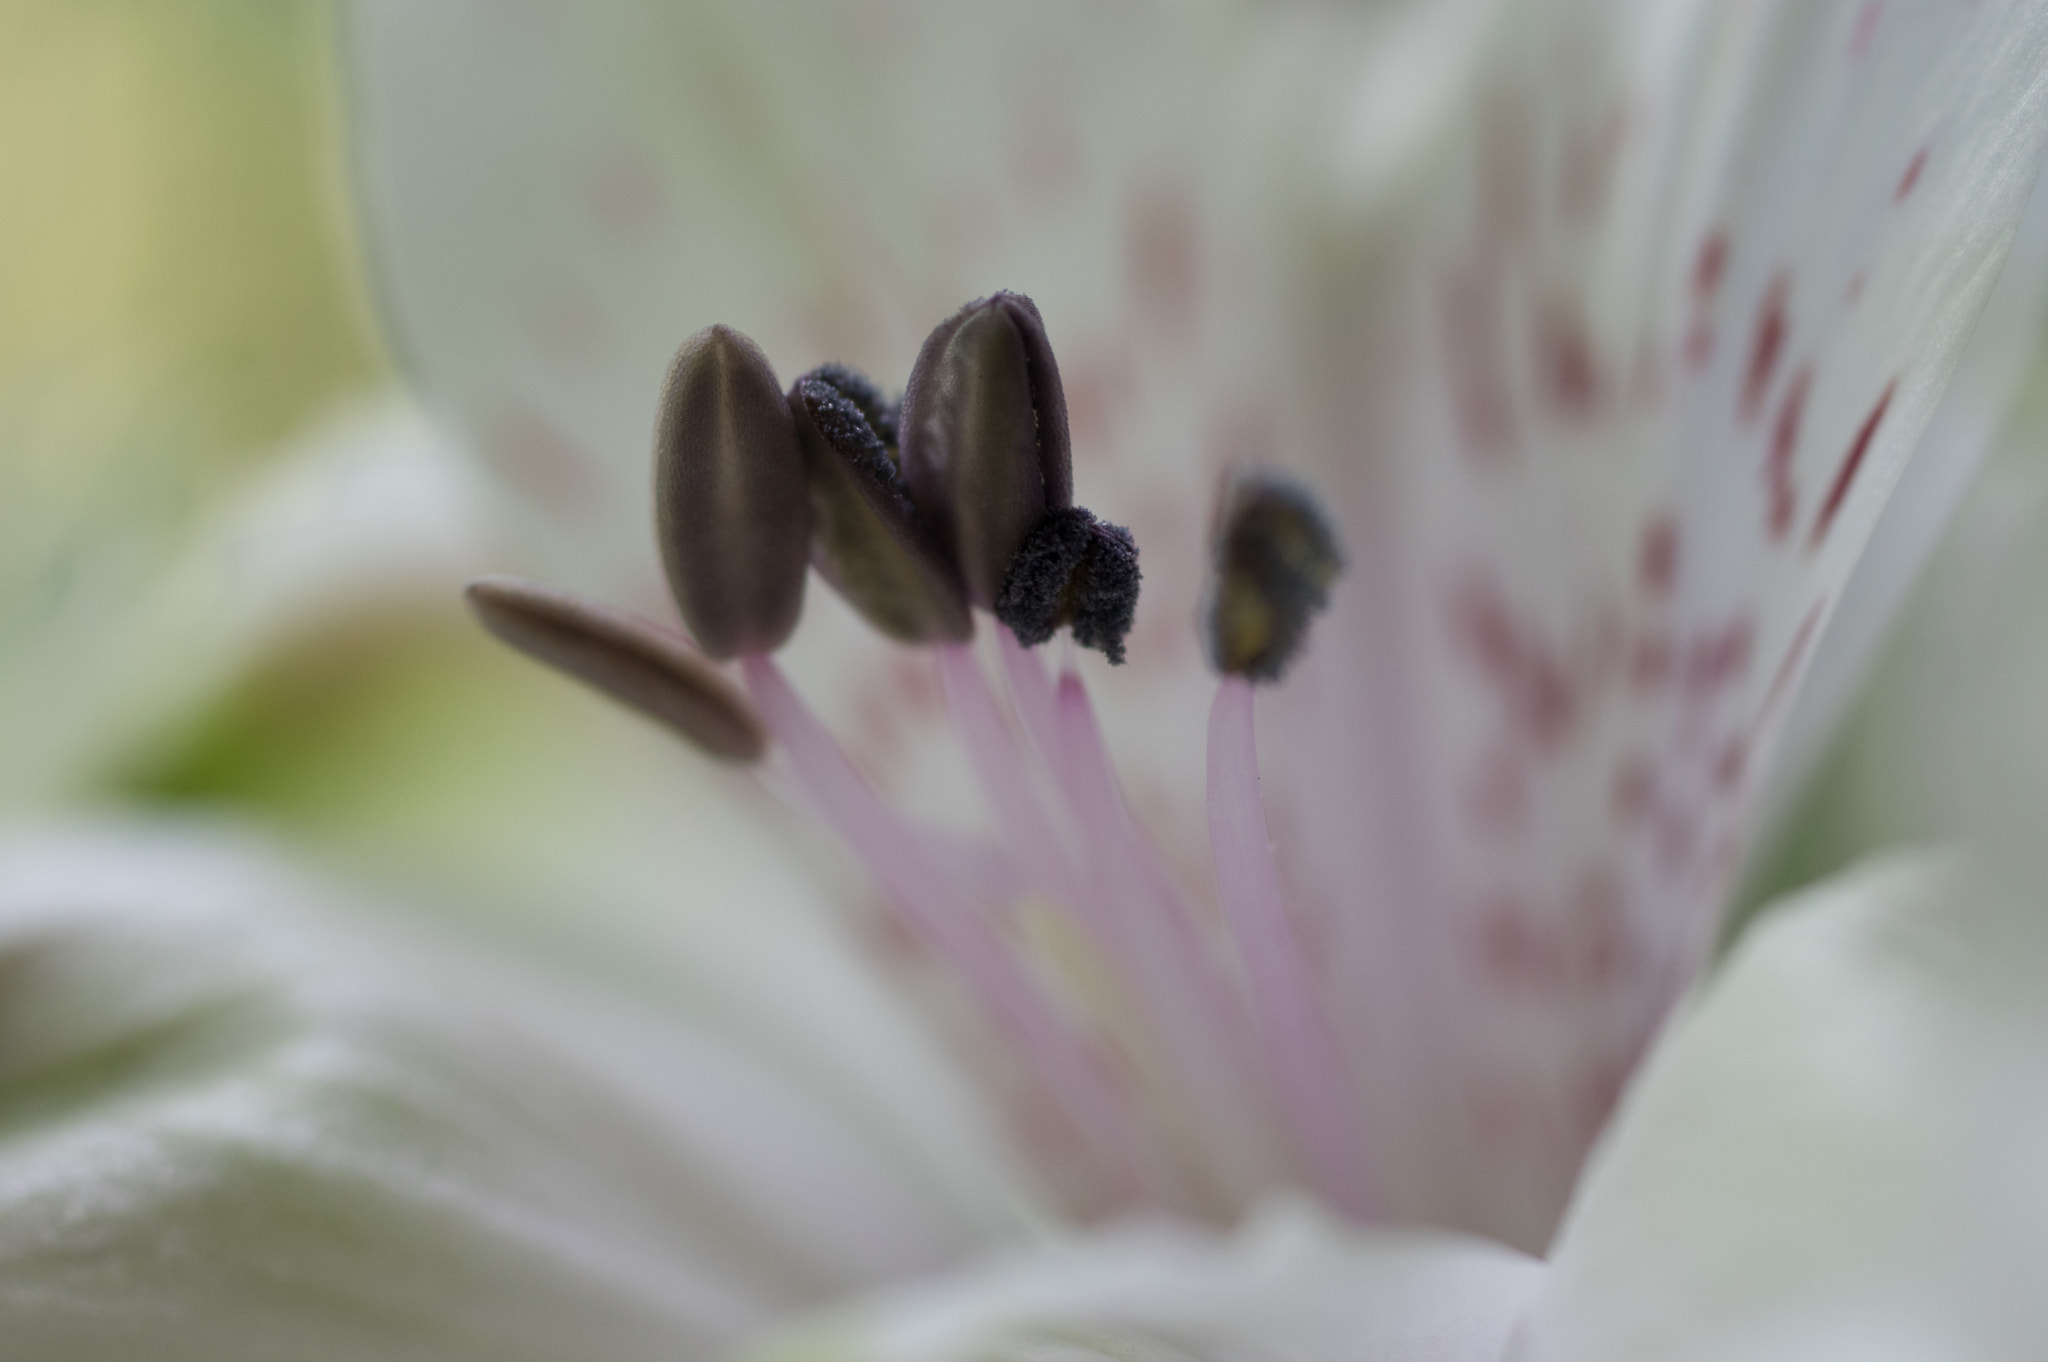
899, 292, 1073, 607
466, 576, 767, 762
1202, 471, 1345, 682
655, 325, 810, 658
791, 366, 972, 643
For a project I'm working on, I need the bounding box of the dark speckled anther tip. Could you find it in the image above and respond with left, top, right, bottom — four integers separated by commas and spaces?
997, 507, 1141, 664
1202, 471, 1346, 682
466, 576, 767, 763
899, 292, 1073, 609
655, 325, 811, 659
790, 365, 972, 644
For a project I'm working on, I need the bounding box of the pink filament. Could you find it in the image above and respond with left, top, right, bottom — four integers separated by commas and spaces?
1031, 648, 1284, 1202
739, 652, 1162, 1203
957, 635, 1278, 1205
1206, 675, 1373, 1216
936, 643, 1084, 908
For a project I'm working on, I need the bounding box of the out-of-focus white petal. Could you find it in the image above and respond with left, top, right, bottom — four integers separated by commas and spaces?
1520, 852, 2048, 1360
1252, 0, 2048, 1245
60, 399, 497, 796
0, 824, 1037, 1360
748, 1198, 1542, 1362
3, 399, 494, 807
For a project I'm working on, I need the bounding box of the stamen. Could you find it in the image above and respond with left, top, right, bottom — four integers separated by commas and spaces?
998, 632, 1284, 1205
804, 361, 900, 449
1203, 471, 1345, 681
1207, 675, 1373, 1216
1199, 469, 1368, 1213
996, 507, 1142, 664
738, 652, 1167, 1207
900, 293, 1073, 607
466, 576, 766, 762
936, 642, 1084, 907
655, 325, 811, 658
791, 367, 972, 643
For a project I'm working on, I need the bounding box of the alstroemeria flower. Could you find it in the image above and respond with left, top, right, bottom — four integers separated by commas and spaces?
7, 0, 2048, 1357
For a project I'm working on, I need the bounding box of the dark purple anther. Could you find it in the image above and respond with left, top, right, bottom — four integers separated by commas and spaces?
996, 507, 1141, 664
790, 366, 972, 644
1202, 471, 1345, 682
467, 576, 767, 762
655, 325, 810, 658
899, 292, 1073, 608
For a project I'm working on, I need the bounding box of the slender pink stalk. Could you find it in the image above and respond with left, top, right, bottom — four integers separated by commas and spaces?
936, 643, 1085, 908
1036, 653, 1283, 1202
740, 652, 1165, 1204
1206, 675, 1372, 1216
996, 628, 1073, 787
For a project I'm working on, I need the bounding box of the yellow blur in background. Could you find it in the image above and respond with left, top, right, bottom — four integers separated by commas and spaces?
2, 0, 381, 802
0, 2, 575, 891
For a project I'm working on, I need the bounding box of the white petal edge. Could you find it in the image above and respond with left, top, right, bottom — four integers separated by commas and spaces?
1760, 154, 2048, 831
1522, 851, 2048, 1360
0, 823, 1038, 1361
746, 1197, 1543, 1362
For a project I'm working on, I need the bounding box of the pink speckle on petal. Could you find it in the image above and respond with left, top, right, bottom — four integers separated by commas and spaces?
1741, 272, 1790, 424
1652, 802, 1700, 879
1445, 572, 1578, 753
1449, 573, 1525, 684
1630, 632, 1675, 693
1692, 231, 1729, 298
1126, 181, 1201, 333
1442, 267, 1520, 461
1752, 598, 1827, 737
1714, 736, 1748, 791
1849, 2, 1883, 59
525, 281, 616, 377
1684, 319, 1715, 368
1559, 104, 1626, 225
1465, 745, 1532, 841
1683, 230, 1728, 368
1571, 865, 1636, 987
1478, 895, 1564, 992
1684, 617, 1755, 694
1610, 753, 1656, 827
582, 146, 668, 241
1846, 268, 1869, 306
1479, 89, 1539, 245
1637, 513, 1679, 597
1812, 379, 1897, 547
1765, 364, 1812, 542
1896, 146, 1929, 201
480, 402, 602, 514
1536, 295, 1603, 421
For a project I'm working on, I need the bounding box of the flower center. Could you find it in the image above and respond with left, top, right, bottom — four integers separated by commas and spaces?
469, 294, 1376, 1225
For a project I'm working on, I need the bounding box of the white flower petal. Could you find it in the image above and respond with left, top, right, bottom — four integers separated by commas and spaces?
748, 1198, 1542, 1362
1251, 0, 2048, 1245
1759, 157, 2048, 830
343, 0, 2048, 1247
0, 824, 1036, 1360
1521, 853, 2048, 1360
1761, 293, 2048, 888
